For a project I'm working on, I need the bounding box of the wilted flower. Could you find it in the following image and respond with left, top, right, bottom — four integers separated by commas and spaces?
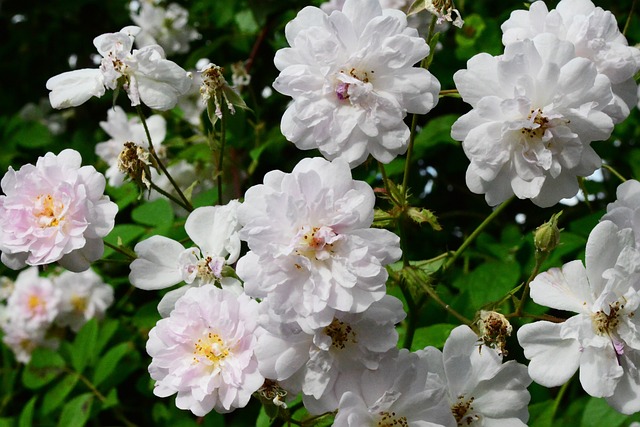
273, 0, 440, 167
130, 0, 200, 56
408, 0, 464, 28
146, 285, 264, 415
199, 63, 248, 125
518, 220, 640, 414
95, 106, 166, 187
236, 157, 401, 328
0, 149, 118, 272
46, 26, 191, 110
452, 34, 614, 207
476, 310, 513, 356
117, 141, 154, 190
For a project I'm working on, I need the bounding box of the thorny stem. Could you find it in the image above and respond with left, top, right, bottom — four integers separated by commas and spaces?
136, 106, 193, 212
149, 180, 192, 212
377, 161, 393, 202
401, 15, 438, 200
602, 163, 628, 182
420, 281, 473, 325
623, 0, 637, 36
514, 250, 549, 317
104, 240, 137, 261
217, 98, 228, 206
443, 197, 514, 271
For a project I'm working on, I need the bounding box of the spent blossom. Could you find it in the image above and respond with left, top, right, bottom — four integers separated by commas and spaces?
95, 105, 166, 187
501, 0, 640, 123
451, 34, 615, 207
235, 157, 401, 328
46, 26, 191, 110
199, 63, 248, 125
0, 149, 118, 272
146, 285, 264, 415
518, 220, 640, 414
273, 0, 440, 167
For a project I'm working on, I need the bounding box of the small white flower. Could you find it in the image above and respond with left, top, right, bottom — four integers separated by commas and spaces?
236, 157, 401, 328
5, 267, 60, 331
273, 0, 440, 167
129, 201, 242, 316
47, 26, 191, 110
501, 0, 640, 124
423, 325, 531, 426
452, 34, 614, 207
518, 220, 640, 414
147, 285, 264, 415
53, 269, 114, 332
130, 0, 200, 56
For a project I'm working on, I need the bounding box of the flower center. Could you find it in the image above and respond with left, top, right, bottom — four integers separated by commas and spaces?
179, 248, 225, 285
335, 67, 373, 103
71, 295, 88, 313
323, 318, 357, 350
592, 301, 623, 336
34, 194, 64, 228
292, 225, 340, 261
193, 331, 230, 367
520, 109, 549, 140
451, 395, 480, 426
377, 411, 408, 427
27, 294, 45, 313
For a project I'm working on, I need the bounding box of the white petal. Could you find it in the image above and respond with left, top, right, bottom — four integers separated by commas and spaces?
46, 69, 105, 109
129, 235, 184, 290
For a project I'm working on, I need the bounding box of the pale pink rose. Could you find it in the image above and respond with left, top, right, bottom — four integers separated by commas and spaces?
146, 285, 264, 415
0, 149, 118, 272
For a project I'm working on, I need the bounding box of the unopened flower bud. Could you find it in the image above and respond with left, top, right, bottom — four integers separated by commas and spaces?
476, 310, 512, 356
534, 211, 563, 255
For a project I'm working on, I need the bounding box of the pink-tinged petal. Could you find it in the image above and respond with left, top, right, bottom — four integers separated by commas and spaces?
518, 321, 581, 387
529, 260, 593, 313
46, 69, 105, 109
129, 235, 184, 290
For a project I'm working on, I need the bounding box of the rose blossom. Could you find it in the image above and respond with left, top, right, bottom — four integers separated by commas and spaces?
46, 26, 191, 110
235, 157, 401, 328
273, 0, 440, 167
146, 285, 264, 415
518, 220, 640, 414
0, 149, 118, 272
451, 34, 614, 207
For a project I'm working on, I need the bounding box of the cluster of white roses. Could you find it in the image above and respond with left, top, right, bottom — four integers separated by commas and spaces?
0, 267, 113, 363
452, 0, 640, 207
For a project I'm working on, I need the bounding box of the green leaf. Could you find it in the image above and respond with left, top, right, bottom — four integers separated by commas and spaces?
580, 398, 627, 427
93, 342, 133, 388
407, 207, 442, 230
528, 400, 555, 427
131, 198, 174, 228
103, 224, 146, 258
57, 393, 93, 427
22, 348, 65, 389
11, 122, 53, 148
18, 396, 37, 427
41, 373, 79, 415
94, 318, 119, 356
69, 318, 98, 373
410, 324, 457, 351
413, 115, 459, 158
454, 261, 521, 308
